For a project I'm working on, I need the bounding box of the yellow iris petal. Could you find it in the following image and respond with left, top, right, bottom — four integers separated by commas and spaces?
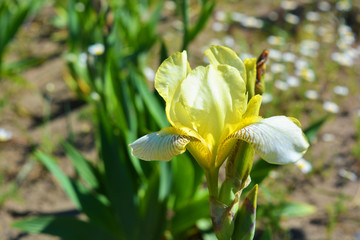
205, 45, 247, 82
244, 58, 257, 99
242, 95, 262, 119
178, 64, 246, 160
155, 51, 190, 102
130, 46, 309, 170
154, 51, 192, 127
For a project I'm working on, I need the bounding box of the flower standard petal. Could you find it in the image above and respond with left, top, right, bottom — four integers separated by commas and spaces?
154, 51, 194, 129
242, 95, 262, 119
204, 45, 247, 82
129, 127, 193, 161
155, 51, 191, 103
228, 116, 309, 164
244, 58, 257, 99
179, 64, 247, 158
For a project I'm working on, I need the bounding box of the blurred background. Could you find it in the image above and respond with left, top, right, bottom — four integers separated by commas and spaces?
0, 0, 359, 239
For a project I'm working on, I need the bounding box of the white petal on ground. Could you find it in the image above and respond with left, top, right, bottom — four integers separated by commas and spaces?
268, 49, 282, 61
318, 1, 331, 11
287, 76, 300, 87
267, 35, 284, 46
321, 133, 335, 142
333, 85, 349, 96
0, 128, 12, 142
88, 43, 105, 56
271, 63, 285, 74
294, 158, 312, 174
261, 93, 273, 104
305, 90, 319, 100
283, 52, 297, 62
339, 169, 358, 181
323, 101, 339, 113
284, 13, 300, 25
306, 11, 321, 22
275, 80, 289, 91
280, 0, 297, 10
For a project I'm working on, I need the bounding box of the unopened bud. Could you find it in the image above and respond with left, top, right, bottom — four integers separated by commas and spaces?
255, 49, 269, 95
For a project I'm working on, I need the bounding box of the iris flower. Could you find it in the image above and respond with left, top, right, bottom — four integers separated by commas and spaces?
130, 46, 308, 173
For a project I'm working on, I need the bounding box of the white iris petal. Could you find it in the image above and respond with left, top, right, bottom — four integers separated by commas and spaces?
130, 131, 190, 161
232, 116, 309, 164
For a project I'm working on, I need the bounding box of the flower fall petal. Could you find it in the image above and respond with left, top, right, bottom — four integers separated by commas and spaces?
229, 116, 309, 164
129, 127, 192, 161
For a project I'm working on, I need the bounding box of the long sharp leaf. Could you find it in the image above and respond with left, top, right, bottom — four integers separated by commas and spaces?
61, 141, 100, 190
34, 151, 80, 209
12, 216, 118, 240
97, 106, 138, 239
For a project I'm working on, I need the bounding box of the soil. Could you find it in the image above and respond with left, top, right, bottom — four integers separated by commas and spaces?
1, 3, 360, 240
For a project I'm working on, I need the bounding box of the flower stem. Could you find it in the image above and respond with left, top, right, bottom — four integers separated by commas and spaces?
205, 168, 219, 198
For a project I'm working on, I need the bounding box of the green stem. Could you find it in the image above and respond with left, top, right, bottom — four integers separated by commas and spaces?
181, 0, 189, 51
219, 141, 255, 205
205, 168, 219, 198
219, 178, 233, 205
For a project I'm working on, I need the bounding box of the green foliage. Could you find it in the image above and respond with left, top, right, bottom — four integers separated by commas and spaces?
259, 228, 272, 240
180, 0, 216, 50
5, 0, 342, 239
0, 0, 43, 78
13, 216, 118, 240
13, 1, 216, 239
0, 182, 18, 207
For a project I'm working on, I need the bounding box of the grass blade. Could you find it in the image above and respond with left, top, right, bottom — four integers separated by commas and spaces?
34, 151, 80, 209
61, 141, 100, 190
12, 216, 118, 240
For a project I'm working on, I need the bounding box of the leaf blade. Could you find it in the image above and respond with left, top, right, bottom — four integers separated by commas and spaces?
12, 216, 118, 240
34, 151, 80, 209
